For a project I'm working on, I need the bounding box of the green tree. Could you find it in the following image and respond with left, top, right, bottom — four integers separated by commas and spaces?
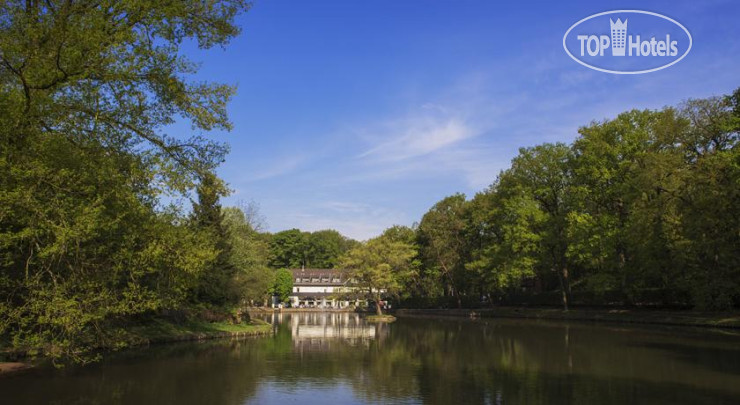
506, 143, 575, 310
340, 232, 417, 315
273, 269, 294, 304
222, 207, 273, 306
417, 194, 470, 308
307, 229, 350, 268
673, 93, 740, 309
0, 0, 249, 362
268, 229, 309, 269
268, 228, 357, 269
466, 182, 544, 302
191, 172, 234, 307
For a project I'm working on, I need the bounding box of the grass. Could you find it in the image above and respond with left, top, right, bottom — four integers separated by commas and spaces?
0, 318, 273, 375
127, 318, 273, 344
365, 314, 397, 322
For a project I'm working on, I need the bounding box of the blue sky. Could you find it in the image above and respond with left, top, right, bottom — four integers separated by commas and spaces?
176, 0, 740, 240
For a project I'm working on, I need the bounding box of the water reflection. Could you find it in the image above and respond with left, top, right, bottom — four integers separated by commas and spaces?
2, 313, 740, 404
267, 312, 384, 351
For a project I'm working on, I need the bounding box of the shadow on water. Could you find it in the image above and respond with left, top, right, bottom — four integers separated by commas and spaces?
2, 313, 740, 404
628, 341, 740, 375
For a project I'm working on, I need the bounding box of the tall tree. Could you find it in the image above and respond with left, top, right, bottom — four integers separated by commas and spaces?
506, 144, 574, 310
223, 206, 273, 306
268, 229, 309, 269
466, 183, 544, 302
191, 172, 234, 307
418, 194, 470, 308
307, 230, 350, 268
272, 269, 294, 304
0, 0, 249, 361
340, 231, 417, 315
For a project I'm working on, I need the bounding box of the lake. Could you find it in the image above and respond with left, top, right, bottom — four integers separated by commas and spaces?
2, 312, 740, 404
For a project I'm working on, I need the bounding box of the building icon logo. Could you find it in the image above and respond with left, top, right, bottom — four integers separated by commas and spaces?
610, 18, 627, 56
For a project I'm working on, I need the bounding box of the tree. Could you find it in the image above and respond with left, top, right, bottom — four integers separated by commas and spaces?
268, 229, 309, 269
273, 269, 294, 304
340, 232, 417, 315
307, 230, 349, 268
191, 172, 234, 307
0, 0, 249, 361
672, 93, 740, 309
505, 143, 575, 310
222, 206, 273, 306
466, 183, 544, 302
268, 228, 357, 269
417, 194, 470, 308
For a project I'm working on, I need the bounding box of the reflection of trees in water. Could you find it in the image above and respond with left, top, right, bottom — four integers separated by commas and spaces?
5, 340, 266, 405
3, 316, 740, 404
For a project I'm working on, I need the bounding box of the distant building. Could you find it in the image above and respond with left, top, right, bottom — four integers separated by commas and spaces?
288, 268, 363, 308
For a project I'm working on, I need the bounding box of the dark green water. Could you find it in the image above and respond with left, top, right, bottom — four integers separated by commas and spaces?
2, 313, 740, 404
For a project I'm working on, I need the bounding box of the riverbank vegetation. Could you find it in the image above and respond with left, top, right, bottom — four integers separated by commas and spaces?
0, 0, 262, 363
333, 87, 739, 314
380, 88, 740, 312
0, 0, 362, 365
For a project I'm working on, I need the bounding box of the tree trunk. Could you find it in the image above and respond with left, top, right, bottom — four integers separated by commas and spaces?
375, 296, 383, 316
556, 267, 570, 311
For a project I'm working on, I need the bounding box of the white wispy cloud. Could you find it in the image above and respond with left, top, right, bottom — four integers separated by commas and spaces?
271, 201, 409, 241
356, 112, 477, 162
248, 156, 306, 181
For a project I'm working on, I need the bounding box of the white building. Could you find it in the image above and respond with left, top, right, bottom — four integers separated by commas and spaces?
288, 268, 363, 308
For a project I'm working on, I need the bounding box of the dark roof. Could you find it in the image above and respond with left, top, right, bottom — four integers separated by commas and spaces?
290, 268, 350, 286
290, 268, 346, 277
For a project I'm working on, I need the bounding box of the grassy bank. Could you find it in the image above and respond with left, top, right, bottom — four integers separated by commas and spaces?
1, 318, 272, 375
126, 318, 273, 345
394, 307, 740, 329
365, 314, 396, 322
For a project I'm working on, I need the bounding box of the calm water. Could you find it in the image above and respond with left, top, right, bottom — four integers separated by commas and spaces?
2, 313, 740, 404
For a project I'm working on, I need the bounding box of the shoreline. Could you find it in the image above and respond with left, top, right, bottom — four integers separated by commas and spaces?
1, 319, 273, 377
394, 307, 740, 329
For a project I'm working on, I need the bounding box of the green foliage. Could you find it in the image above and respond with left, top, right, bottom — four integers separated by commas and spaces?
340, 233, 417, 315
222, 207, 274, 306
273, 269, 294, 303
0, 0, 249, 363
401, 88, 740, 311
417, 194, 470, 308
268, 228, 357, 269
268, 229, 309, 269
191, 172, 234, 307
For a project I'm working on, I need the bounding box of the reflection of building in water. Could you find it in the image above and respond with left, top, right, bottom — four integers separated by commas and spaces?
278, 312, 384, 352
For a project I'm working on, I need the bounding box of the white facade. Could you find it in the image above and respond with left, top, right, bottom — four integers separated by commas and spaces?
287, 268, 362, 308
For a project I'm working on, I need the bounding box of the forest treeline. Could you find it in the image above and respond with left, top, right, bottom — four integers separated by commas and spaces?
367, 89, 740, 312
